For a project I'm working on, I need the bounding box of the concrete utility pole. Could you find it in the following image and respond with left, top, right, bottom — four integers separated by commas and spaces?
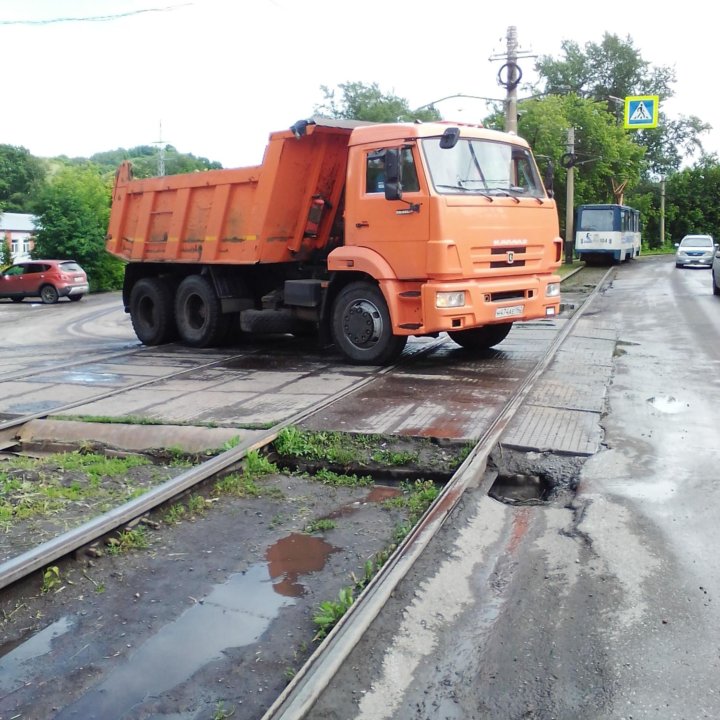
505, 26, 519, 134
660, 178, 666, 246
489, 26, 535, 133
565, 127, 575, 265
154, 121, 166, 177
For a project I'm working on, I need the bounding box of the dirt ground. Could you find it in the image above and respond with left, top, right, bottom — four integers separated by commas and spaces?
0, 435, 466, 720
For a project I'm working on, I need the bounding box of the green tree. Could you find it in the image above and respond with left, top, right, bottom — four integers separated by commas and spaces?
314, 82, 441, 122
90, 145, 222, 178
0, 145, 47, 212
663, 161, 720, 243
32, 165, 124, 291
0, 234, 11, 266
533, 33, 710, 176
484, 94, 645, 237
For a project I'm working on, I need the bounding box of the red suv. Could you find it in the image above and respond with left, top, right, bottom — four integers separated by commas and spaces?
0, 260, 89, 304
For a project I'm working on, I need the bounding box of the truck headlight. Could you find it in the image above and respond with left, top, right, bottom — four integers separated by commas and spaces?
546, 283, 560, 297
436, 291, 466, 308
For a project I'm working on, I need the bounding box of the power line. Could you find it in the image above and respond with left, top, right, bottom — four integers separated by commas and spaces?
0, 3, 192, 26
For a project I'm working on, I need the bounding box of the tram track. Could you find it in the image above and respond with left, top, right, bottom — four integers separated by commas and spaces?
0, 265, 614, 718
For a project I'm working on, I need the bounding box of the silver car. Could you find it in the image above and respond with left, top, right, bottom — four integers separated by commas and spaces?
675, 234, 716, 268
712, 244, 720, 295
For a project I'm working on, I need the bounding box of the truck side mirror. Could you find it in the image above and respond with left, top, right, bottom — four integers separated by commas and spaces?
439, 127, 460, 149
544, 160, 555, 198
384, 149, 402, 201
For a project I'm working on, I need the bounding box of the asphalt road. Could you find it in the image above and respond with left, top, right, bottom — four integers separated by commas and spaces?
3, 258, 719, 720
307, 255, 720, 720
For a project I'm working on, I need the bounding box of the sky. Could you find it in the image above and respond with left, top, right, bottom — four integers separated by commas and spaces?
2, 0, 717, 169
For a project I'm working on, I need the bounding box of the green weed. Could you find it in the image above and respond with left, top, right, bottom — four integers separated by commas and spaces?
313, 587, 355, 641
370, 449, 419, 465
41, 566, 61, 594
305, 518, 337, 533
107, 526, 149, 555
313, 468, 373, 487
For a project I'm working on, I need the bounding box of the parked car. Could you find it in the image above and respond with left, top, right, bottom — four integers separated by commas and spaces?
675, 234, 716, 268
0, 260, 89, 303
712, 245, 720, 295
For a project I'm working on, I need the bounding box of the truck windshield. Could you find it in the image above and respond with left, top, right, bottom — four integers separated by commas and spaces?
420, 137, 545, 198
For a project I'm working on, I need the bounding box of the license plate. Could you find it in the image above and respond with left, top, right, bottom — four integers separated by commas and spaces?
495, 304, 524, 319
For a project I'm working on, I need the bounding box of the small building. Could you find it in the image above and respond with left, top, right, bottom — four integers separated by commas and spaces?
1, 212, 37, 263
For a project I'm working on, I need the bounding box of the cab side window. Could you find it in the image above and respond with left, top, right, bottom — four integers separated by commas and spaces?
366, 152, 385, 193
365, 148, 420, 194
400, 148, 420, 192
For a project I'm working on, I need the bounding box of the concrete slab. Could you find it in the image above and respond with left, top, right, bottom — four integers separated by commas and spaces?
501, 405, 602, 455
17, 419, 257, 454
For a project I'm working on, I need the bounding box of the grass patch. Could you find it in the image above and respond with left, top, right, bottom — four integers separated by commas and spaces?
313, 468, 373, 487
0, 451, 157, 530
107, 526, 149, 555
305, 518, 337, 534
213, 450, 278, 498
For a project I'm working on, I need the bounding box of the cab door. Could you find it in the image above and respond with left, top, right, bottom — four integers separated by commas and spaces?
345, 143, 430, 279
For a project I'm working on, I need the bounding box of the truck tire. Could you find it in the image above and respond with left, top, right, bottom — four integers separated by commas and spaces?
175, 275, 224, 347
331, 281, 407, 365
130, 277, 177, 345
449, 322, 513, 350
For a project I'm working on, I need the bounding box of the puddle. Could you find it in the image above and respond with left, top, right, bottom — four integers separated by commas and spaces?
266, 532, 339, 597
322, 485, 402, 521
364, 486, 402, 503
489, 473, 553, 505
0, 616, 72, 694
54, 563, 294, 719
33, 369, 124, 385
647, 396, 687, 414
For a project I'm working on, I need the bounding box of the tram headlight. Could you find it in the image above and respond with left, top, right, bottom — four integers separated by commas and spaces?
436, 291, 466, 308
546, 283, 560, 297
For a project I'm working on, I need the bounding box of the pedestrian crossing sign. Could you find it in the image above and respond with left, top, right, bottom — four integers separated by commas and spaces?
624, 95, 659, 129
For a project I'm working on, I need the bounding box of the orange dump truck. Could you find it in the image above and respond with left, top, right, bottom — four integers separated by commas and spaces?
106, 118, 562, 364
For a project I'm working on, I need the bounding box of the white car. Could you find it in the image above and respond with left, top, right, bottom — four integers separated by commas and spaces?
675, 234, 716, 268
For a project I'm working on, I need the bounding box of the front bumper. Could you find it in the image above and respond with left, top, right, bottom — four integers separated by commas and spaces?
393, 275, 562, 335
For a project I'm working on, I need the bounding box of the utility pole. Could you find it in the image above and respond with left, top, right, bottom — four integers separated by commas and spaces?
505, 26, 519, 133
489, 26, 535, 133
154, 121, 166, 177
565, 127, 575, 265
660, 178, 666, 247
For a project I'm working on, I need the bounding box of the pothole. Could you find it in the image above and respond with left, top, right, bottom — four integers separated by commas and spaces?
487, 445, 587, 506
489, 472, 553, 505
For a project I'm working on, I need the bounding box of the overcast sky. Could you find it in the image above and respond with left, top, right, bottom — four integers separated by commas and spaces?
2, 0, 716, 169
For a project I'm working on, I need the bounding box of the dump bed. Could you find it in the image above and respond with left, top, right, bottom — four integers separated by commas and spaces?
106, 121, 361, 265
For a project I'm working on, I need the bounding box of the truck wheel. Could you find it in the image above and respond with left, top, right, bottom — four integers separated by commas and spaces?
331, 282, 407, 365
449, 322, 513, 350
130, 277, 177, 345
175, 275, 223, 347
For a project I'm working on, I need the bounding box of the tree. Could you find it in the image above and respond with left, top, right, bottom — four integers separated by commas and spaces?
663, 161, 720, 243
484, 94, 645, 237
32, 165, 124, 291
533, 33, 710, 177
314, 82, 441, 123
0, 145, 47, 212
89, 146, 222, 178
